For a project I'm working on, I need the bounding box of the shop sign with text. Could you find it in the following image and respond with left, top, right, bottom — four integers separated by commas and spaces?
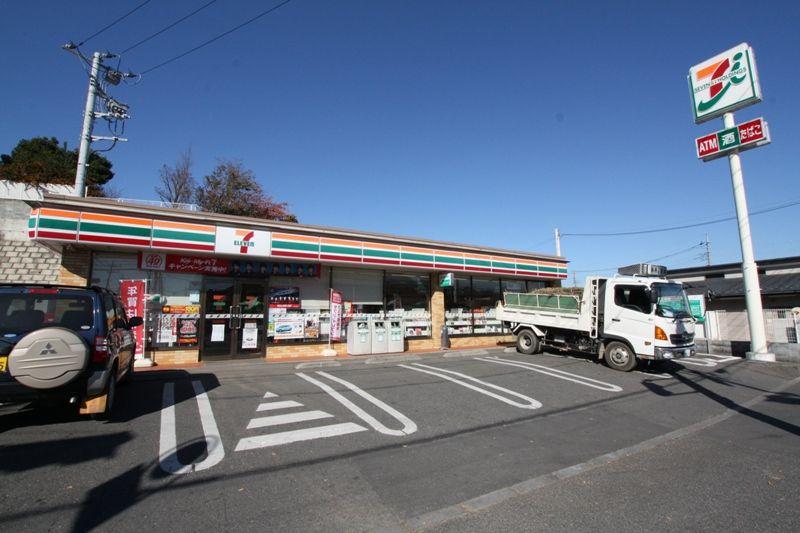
215, 226, 271, 256
688, 43, 761, 124
695, 117, 770, 161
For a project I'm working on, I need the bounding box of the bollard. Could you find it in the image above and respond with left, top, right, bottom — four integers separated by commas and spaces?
440, 325, 451, 350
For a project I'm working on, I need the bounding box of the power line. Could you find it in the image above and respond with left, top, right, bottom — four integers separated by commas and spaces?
121, 0, 221, 55
140, 0, 295, 75
561, 198, 800, 237
78, 0, 154, 46
572, 241, 708, 274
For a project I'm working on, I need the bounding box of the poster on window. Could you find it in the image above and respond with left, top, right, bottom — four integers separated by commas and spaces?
304, 314, 320, 339
269, 287, 301, 309
241, 322, 259, 349
119, 279, 147, 359
274, 315, 304, 339
157, 315, 177, 344
330, 290, 343, 341
177, 318, 199, 346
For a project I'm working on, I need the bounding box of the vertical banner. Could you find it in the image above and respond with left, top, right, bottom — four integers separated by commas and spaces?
330, 290, 343, 341
120, 279, 147, 359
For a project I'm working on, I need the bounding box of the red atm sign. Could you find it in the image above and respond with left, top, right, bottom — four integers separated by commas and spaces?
696, 117, 770, 161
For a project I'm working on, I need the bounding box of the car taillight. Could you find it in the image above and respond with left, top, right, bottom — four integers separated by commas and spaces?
654, 326, 668, 341
92, 336, 109, 364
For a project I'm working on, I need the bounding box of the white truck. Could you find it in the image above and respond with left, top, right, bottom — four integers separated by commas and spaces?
496, 264, 696, 371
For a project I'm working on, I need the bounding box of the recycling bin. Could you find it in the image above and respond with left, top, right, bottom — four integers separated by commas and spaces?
370, 319, 389, 354
387, 319, 404, 352
346, 319, 372, 355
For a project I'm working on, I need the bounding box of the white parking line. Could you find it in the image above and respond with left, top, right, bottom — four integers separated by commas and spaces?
477, 357, 623, 392
263, 391, 278, 398
297, 372, 418, 436
697, 353, 740, 362
235, 423, 368, 451
678, 358, 718, 367
634, 370, 673, 379
398, 363, 542, 410
256, 400, 303, 411
159, 380, 225, 475
246, 410, 334, 430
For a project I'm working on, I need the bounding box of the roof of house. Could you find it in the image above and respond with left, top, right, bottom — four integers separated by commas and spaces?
683, 273, 800, 298
668, 256, 800, 277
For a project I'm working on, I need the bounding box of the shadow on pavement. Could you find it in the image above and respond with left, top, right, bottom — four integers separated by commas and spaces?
0, 432, 133, 473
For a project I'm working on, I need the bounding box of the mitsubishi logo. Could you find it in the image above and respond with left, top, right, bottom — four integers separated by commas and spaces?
39, 343, 57, 356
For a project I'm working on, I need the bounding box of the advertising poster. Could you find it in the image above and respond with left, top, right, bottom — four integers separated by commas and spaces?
241, 322, 259, 349
304, 314, 320, 339
157, 315, 177, 344
119, 279, 147, 359
274, 315, 304, 339
177, 318, 199, 346
269, 287, 301, 309
330, 290, 343, 341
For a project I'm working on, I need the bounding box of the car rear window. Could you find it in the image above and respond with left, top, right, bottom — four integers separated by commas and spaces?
0, 291, 95, 337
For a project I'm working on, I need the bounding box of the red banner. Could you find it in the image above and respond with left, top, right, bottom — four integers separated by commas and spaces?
119, 279, 147, 358
330, 290, 343, 341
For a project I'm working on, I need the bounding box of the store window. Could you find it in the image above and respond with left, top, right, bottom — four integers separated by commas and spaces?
332, 268, 384, 315
472, 277, 503, 334
527, 280, 547, 292
444, 275, 472, 335
501, 279, 526, 294
385, 272, 431, 338
268, 266, 330, 345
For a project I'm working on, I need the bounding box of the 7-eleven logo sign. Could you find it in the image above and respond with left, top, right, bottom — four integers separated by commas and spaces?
689, 43, 761, 124
215, 226, 271, 256
234, 229, 256, 254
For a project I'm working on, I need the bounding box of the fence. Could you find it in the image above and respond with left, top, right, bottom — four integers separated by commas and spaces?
704, 309, 799, 343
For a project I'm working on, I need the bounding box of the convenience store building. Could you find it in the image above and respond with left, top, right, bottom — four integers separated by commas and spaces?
23, 195, 568, 364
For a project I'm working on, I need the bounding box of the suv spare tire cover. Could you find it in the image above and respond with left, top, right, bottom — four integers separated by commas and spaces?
9, 327, 90, 389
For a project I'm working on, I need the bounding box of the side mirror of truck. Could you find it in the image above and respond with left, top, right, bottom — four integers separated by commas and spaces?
128, 316, 144, 328
648, 288, 659, 304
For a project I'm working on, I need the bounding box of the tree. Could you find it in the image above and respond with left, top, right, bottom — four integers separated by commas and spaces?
0, 137, 115, 196
195, 160, 297, 222
155, 149, 195, 206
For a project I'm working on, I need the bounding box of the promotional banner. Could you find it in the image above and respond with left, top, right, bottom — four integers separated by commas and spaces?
330, 290, 343, 341
274, 315, 304, 339
119, 279, 147, 358
269, 287, 301, 309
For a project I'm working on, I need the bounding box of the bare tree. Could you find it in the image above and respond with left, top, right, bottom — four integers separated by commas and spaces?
155, 149, 195, 206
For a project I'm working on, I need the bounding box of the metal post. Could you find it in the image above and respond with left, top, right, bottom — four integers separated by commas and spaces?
74, 52, 102, 197
723, 112, 773, 361
554, 228, 561, 256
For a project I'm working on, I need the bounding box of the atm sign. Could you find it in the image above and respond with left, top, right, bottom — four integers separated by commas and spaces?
695, 117, 769, 161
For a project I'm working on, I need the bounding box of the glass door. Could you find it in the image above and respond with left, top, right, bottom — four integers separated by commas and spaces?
201, 278, 267, 360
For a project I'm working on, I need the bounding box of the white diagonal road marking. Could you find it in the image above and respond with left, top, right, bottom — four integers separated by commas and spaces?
477, 357, 622, 392
398, 363, 542, 410
246, 410, 334, 430
256, 400, 303, 411
297, 372, 418, 436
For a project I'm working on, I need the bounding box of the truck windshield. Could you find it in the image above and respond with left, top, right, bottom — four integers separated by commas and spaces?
653, 283, 691, 319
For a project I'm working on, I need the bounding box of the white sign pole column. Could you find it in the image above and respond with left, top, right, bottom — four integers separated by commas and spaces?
723, 112, 773, 361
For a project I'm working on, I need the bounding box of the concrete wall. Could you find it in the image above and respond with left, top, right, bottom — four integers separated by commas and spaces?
694, 338, 800, 362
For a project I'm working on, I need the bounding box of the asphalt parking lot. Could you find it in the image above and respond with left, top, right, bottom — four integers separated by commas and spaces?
1, 349, 798, 532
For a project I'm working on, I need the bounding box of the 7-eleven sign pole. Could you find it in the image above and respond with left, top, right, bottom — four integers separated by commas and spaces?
723, 112, 772, 360
689, 43, 773, 361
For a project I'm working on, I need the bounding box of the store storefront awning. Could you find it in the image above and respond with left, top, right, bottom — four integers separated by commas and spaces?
27, 194, 568, 280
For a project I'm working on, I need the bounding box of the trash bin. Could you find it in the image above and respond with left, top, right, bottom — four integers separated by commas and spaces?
371, 319, 389, 354
346, 319, 371, 355
387, 319, 404, 352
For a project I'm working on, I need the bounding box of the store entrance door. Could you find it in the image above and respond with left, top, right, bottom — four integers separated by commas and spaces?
200, 278, 268, 360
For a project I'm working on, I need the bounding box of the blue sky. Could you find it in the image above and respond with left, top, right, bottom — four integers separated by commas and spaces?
2, 1, 798, 280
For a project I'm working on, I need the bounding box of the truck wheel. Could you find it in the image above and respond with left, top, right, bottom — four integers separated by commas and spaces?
605, 341, 637, 372
516, 330, 540, 355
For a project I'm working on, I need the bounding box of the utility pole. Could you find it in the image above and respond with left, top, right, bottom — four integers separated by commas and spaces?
554, 228, 562, 257
704, 232, 712, 266
63, 43, 133, 197
74, 51, 103, 197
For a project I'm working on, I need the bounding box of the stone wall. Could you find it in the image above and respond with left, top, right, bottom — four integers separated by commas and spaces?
0, 199, 62, 284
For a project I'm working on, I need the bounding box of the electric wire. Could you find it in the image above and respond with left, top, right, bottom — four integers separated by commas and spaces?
78, 0, 154, 46
121, 0, 220, 54
561, 198, 800, 237
571, 242, 706, 274
140, 0, 295, 75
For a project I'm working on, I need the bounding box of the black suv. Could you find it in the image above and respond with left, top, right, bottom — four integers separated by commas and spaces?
0, 285, 142, 419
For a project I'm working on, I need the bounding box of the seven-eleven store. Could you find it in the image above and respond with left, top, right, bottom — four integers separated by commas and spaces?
27, 195, 568, 364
